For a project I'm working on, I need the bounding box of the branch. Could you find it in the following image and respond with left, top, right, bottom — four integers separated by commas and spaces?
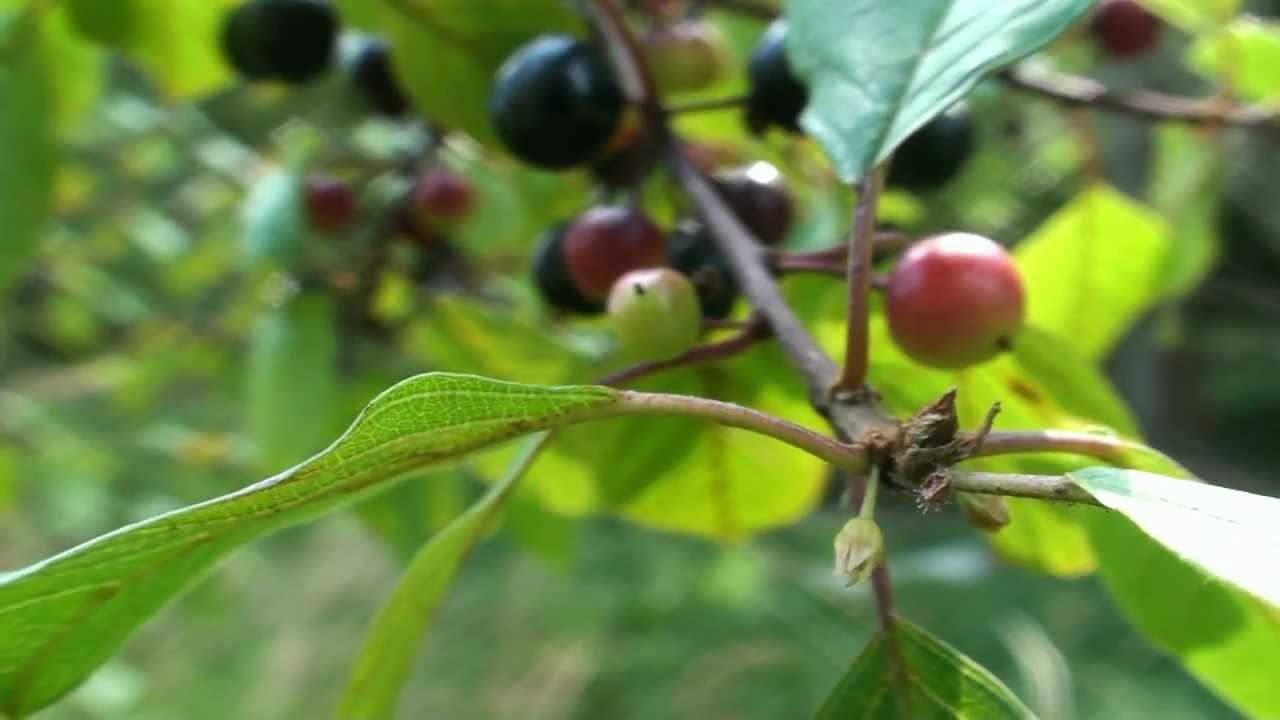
951, 470, 1100, 506
597, 317, 771, 386
971, 429, 1164, 468
1004, 66, 1280, 132
666, 94, 751, 115
838, 165, 886, 391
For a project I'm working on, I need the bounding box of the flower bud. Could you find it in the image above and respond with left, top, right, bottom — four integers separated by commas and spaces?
956, 491, 1010, 532
833, 516, 884, 587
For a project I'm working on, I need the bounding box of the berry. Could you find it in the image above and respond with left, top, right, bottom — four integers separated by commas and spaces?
670, 220, 738, 318
745, 21, 808, 135
885, 233, 1024, 369
593, 114, 659, 189
644, 21, 728, 95
607, 268, 702, 361
350, 39, 410, 117
886, 110, 975, 191
563, 206, 667, 301
532, 224, 603, 314
303, 176, 356, 234
220, 0, 338, 83
714, 162, 794, 246
1090, 0, 1162, 59
490, 36, 625, 170
408, 170, 475, 234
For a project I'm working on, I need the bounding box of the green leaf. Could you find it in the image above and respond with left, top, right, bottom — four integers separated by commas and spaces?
0, 10, 58, 294
64, 0, 239, 97
1016, 184, 1173, 361
240, 170, 309, 268
816, 617, 1036, 719
338, 432, 548, 720
0, 375, 619, 715
1144, 0, 1240, 33
246, 293, 342, 471
1148, 125, 1221, 299
1070, 468, 1280, 606
1084, 510, 1280, 717
1186, 18, 1280, 101
377, 0, 584, 145
785, 0, 1092, 182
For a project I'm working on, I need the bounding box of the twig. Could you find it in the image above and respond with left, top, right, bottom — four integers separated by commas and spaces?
665, 94, 751, 115
597, 318, 771, 386
838, 165, 886, 392
1004, 66, 1280, 132
951, 470, 1100, 505
970, 429, 1180, 470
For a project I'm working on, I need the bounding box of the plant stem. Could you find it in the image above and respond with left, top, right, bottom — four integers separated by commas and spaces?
702, 0, 780, 20
618, 391, 867, 470
859, 465, 880, 518
950, 470, 1100, 505
838, 165, 886, 392
666, 94, 751, 115
972, 429, 1178, 469
597, 317, 771, 386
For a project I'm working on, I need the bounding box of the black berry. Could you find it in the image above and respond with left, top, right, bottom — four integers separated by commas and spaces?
886, 110, 975, 191
350, 39, 410, 117
221, 0, 337, 84
670, 220, 738, 318
532, 224, 604, 315
491, 36, 625, 170
714, 163, 794, 246
745, 21, 807, 135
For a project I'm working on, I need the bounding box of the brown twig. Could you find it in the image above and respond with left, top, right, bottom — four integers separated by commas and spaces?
838, 165, 886, 392
598, 318, 772, 386
665, 94, 752, 115
1003, 66, 1280, 132
951, 470, 1100, 505
970, 429, 1181, 471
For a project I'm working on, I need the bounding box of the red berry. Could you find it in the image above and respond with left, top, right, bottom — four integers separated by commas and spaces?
1089, 0, 1162, 59
563, 206, 667, 300
409, 170, 475, 233
885, 233, 1024, 369
303, 176, 356, 234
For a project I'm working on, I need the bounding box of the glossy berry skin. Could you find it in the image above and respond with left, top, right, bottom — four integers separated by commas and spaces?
669, 221, 738, 318
563, 206, 667, 301
714, 162, 794, 246
409, 170, 475, 234
608, 268, 703, 362
1090, 0, 1162, 59
745, 21, 808, 135
645, 21, 727, 95
532, 224, 603, 315
885, 233, 1024, 369
303, 176, 356, 234
490, 36, 625, 170
220, 0, 337, 83
350, 40, 409, 117
886, 110, 975, 191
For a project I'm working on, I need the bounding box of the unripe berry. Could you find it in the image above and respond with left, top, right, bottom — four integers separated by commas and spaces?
532, 224, 603, 315
490, 36, 625, 169
644, 21, 728, 95
220, 0, 337, 83
408, 170, 475, 234
714, 162, 794, 246
1090, 0, 1162, 59
350, 39, 410, 117
303, 176, 356, 234
607, 268, 702, 361
745, 21, 808, 135
562, 206, 667, 301
886, 110, 975, 191
885, 233, 1024, 369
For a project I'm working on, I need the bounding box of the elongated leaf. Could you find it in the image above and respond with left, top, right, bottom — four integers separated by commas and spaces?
0, 375, 618, 715
1186, 18, 1280, 101
1016, 184, 1173, 361
785, 0, 1092, 181
338, 432, 549, 720
816, 617, 1035, 719
1071, 468, 1280, 606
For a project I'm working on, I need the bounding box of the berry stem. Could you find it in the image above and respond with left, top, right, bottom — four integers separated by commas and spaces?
597, 315, 772, 386
858, 465, 881, 518
665, 94, 751, 115
838, 164, 887, 392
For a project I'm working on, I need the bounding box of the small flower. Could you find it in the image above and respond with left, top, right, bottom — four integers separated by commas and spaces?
955, 491, 1011, 532
833, 516, 884, 587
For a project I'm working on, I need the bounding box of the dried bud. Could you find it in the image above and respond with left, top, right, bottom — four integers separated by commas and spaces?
956, 491, 1010, 532
833, 517, 884, 587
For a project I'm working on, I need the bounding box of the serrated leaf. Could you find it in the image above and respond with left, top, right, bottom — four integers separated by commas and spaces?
1186, 18, 1280, 101
816, 617, 1036, 719
338, 432, 548, 720
377, 0, 584, 145
785, 0, 1092, 182
1070, 468, 1280, 606
1016, 184, 1173, 361
0, 375, 620, 715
